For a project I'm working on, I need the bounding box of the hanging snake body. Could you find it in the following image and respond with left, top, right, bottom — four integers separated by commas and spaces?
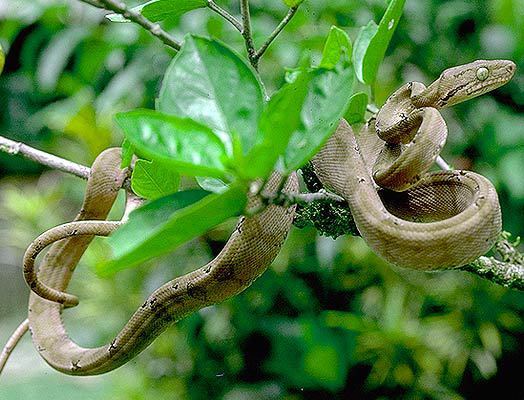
11, 60, 516, 375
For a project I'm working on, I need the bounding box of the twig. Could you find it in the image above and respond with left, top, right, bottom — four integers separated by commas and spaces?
460, 232, 524, 290
240, 0, 257, 68
79, 0, 181, 51
436, 156, 452, 171
207, 1, 242, 32
254, 6, 299, 62
366, 103, 379, 114
249, 188, 345, 215
284, 190, 345, 205
0, 135, 90, 179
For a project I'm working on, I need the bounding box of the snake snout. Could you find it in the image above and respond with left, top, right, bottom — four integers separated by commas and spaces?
504, 60, 516, 77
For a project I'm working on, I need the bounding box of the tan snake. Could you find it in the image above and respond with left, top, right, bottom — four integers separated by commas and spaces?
0, 59, 515, 375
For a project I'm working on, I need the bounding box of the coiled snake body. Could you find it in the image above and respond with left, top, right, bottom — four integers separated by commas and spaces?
4, 60, 516, 375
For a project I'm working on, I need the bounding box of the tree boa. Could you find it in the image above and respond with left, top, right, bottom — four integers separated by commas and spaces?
0, 59, 515, 375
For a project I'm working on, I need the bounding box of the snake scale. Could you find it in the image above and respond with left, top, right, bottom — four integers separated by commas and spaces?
1, 59, 516, 375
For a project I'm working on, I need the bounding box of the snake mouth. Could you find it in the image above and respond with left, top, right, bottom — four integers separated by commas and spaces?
466, 75, 512, 97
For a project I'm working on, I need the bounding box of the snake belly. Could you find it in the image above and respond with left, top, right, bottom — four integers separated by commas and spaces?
27, 148, 298, 375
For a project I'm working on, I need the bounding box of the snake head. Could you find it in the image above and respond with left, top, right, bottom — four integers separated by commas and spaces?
415, 60, 516, 108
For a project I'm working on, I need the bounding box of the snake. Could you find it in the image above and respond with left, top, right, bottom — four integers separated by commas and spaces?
0, 59, 515, 376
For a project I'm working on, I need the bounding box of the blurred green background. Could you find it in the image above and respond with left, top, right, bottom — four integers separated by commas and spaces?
0, 0, 523, 398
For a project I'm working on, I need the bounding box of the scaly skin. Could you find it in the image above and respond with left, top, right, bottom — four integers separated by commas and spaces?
313, 59, 515, 269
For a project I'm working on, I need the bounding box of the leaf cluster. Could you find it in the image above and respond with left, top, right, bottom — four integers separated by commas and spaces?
104, 0, 406, 274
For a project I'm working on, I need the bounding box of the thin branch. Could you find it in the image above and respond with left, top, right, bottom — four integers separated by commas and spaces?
280, 190, 345, 206
240, 0, 257, 68
436, 156, 452, 171
79, 0, 181, 51
207, 1, 242, 32
366, 103, 379, 114
254, 6, 299, 62
0, 135, 90, 179
460, 232, 524, 290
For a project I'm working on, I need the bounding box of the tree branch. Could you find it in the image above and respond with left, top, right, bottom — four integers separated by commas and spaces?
460, 232, 524, 290
79, 0, 181, 51
0, 135, 90, 179
254, 6, 299, 62
240, 0, 257, 68
207, 1, 242, 32
262, 188, 345, 207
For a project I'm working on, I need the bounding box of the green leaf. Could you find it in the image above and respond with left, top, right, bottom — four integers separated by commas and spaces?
100, 184, 247, 275
115, 109, 229, 178
196, 176, 229, 193
121, 138, 134, 168
131, 159, 180, 200
319, 26, 352, 69
283, 66, 355, 172
283, 0, 304, 6
0, 44, 4, 75
157, 35, 264, 156
106, 0, 206, 23
242, 71, 311, 179
352, 0, 406, 84
344, 92, 368, 124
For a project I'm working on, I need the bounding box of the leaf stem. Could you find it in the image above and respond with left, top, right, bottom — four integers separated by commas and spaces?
254, 6, 299, 62
207, 1, 242, 32
240, 0, 257, 69
79, 0, 181, 51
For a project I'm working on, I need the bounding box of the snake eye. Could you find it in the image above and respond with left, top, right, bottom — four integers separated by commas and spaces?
476, 67, 489, 81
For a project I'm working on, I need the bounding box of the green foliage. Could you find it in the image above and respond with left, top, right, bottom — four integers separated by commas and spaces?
120, 139, 134, 168
345, 92, 369, 124
243, 70, 311, 179
353, 0, 406, 84
283, 0, 304, 7
319, 26, 352, 69
131, 159, 180, 200
157, 35, 264, 156
110, 33, 355, 270
107, 0, 207, 23
283, 66, 354, 172
262, 316, 354, 391
116, 109, 229, 178
0, 44, 4, 75
102, 184, 246, 275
